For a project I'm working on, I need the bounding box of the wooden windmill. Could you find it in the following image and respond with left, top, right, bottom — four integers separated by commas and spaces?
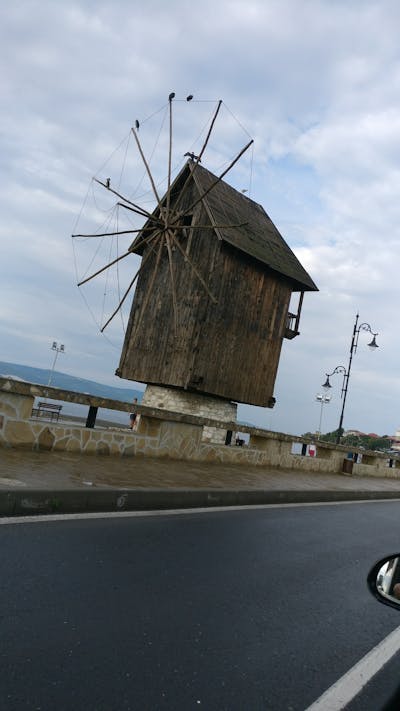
74, 96, 317, 410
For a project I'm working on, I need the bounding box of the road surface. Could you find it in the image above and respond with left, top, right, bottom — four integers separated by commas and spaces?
2, 501, 400, 709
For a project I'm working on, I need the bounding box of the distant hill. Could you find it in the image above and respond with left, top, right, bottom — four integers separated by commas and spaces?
0, 361, 254, 431
0, 361, 142, 404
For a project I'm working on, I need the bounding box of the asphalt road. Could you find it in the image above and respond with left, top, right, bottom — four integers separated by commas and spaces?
2, 502, 400, 710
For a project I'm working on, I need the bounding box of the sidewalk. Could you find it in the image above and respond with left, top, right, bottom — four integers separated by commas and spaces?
1, 448, 400, 516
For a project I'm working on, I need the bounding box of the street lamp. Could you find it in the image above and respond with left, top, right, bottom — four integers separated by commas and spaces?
47, 341, 65, 387
322, 313, 379, 444
315, 393, 331, 439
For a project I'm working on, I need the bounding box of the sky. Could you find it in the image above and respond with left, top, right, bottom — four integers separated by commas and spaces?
2, 0, 400, 437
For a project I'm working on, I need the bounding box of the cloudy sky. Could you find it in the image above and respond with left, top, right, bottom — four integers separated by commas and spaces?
2, 0, 400, 437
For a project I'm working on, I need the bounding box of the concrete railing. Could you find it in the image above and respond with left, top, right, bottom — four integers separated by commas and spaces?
0, 377, 399, 479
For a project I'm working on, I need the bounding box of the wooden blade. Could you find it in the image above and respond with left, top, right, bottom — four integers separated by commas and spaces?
93, 178, 156, 221
131, 127, 165, 218
165, 231, 178, 333
165, 96, 173, 223
184, 139, 254, 215
77, 228, 160, 287
130, 233, 165, 343
173, 100, 223, 214
72, 227, 154, 239
116, 201, 162, 224
77, 250, 131, 287
198, 99, 222, 162
100, 245, 155, 332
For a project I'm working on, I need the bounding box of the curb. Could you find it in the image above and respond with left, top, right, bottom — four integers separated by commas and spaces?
1, 488, 400, 516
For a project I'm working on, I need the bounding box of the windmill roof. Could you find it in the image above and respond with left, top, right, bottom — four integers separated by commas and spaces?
190, 162, 317, 291
130, 161, 317, 292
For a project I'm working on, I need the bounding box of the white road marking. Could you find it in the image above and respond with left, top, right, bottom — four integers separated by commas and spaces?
1, 498, 400, 525
305, 624, 400, 710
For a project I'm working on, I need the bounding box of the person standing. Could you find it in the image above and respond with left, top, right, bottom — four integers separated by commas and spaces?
129, 397, 138, 429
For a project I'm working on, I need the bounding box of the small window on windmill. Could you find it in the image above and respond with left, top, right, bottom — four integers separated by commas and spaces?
177, 214, 193, 253
181, 214, 193, 237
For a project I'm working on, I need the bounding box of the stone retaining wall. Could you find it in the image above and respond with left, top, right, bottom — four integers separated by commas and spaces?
1, 377, 399, 480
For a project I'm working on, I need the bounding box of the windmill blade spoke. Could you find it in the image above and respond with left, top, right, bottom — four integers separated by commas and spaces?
184, 139, 254, 216
100, 246, 155, 332
131, 127, 165, 219
72, 227, 154, 239
170, 231, 217, 304
116, 201, 162, 224
77, 250, 132, 287
198, 99, 223, 162
93, 178, 156, 221
129, 228, 163, 255
165, 96, 174, 224
165, 231, 178, 333
173, 100, 223, 213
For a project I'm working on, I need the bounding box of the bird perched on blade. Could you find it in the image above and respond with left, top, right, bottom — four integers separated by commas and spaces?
135, 119, 140, 130
106, 178, 110, 188
186, 94, 193, 101
168, 92, 175, 101
184, 152, 201, 162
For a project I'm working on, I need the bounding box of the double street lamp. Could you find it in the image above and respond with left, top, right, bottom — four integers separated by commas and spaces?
47, 341, 65, 387
322, 314, 379, 444
315, 393, 331, 439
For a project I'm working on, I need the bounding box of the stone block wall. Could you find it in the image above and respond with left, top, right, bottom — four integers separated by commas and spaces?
1, 378, 400, 481
142, 385, 237, 445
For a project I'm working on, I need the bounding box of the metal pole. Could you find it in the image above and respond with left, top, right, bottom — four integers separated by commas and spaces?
335, 314, 359, 444
318, 398, 325, 438
316, 394, 330, 440
47, 350, 59, 387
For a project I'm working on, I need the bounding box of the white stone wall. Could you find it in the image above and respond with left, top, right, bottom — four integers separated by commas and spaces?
142, 385, 237, 445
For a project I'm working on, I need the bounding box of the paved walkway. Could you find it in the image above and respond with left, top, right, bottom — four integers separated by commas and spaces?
2, 448, 400, 492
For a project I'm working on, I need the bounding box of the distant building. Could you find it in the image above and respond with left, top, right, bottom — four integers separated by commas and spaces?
344, 429, 365, 437
391, 427, 400, 452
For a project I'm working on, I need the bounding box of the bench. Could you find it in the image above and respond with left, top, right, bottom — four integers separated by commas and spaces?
32, 402, 63, 422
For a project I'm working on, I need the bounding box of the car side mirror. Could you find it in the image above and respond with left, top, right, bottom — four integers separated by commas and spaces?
368, 554, 400, 610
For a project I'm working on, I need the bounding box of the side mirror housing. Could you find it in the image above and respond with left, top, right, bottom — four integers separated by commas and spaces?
368, 554, 400, 610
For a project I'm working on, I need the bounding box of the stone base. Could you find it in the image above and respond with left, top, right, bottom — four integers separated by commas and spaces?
141, 385, 237, 445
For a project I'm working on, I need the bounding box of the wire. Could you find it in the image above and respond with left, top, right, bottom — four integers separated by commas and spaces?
90, 181, 116, 215
77, 286, 121, 349
94, 131, 131, 178
129, 105, 168, 200
117, 130, 132, 191
115, 205, 126, 334
221, 101, 253, 140
71, 179, 92, 236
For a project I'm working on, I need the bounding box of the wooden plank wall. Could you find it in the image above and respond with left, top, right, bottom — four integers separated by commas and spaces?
117, 180, 292, 407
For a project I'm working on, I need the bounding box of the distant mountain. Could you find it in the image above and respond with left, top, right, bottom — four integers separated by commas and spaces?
0, 361, 255, 431
0, 361, 142, 404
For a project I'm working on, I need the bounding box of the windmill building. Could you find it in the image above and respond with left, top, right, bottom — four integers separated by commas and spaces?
116, 160, 317, 433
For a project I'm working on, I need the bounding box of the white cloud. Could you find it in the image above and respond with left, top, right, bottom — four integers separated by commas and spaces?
2, 0, 400, 435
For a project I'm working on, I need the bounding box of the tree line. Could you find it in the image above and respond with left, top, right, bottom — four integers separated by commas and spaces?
301, 429, 393, 452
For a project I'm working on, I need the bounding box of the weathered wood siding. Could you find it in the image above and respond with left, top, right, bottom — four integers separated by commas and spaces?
117, 180, 292, 407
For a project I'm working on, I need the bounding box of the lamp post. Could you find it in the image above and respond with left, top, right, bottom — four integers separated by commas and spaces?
47, 341, 65, 387
322, 313, 379, 445
315, 393, 331, 439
